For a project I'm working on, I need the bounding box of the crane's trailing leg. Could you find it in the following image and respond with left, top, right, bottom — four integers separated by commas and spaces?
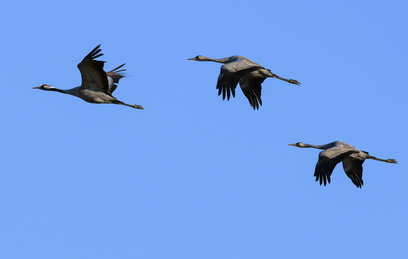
264, 69, 300, 85
123, 103, 144, 110
367, 155, 397, 164
271, 74, 300, 85
113, 100, 144, 110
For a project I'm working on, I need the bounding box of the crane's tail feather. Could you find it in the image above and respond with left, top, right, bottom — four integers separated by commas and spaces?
109, 63, 126, 74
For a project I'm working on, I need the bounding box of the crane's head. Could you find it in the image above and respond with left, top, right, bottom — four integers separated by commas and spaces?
288, 142, 307, 148
33, 84, 54, 90
187, 55, 206, 61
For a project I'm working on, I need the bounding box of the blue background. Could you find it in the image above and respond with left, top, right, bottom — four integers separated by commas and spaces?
1, 0, 406, 258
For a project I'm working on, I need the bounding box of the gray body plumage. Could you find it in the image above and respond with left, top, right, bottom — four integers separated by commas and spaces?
188, 55, 300, 109
63, 87, 117, 104
34, 45, 143, 109
289, 141, 397, 188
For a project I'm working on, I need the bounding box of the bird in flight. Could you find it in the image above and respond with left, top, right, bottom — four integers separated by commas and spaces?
34, 44, 143, 110
188, 55, 300, 109
289, 141, 397, 188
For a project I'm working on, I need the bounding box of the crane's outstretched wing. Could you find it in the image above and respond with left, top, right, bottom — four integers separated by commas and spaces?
314, 148, 359, 186
77, 44, 110, 93
216, 66, 241, 100
342, 156, 365, 188
239, 76, 266, 110
107, 63, 126, 93
216, 59, 263, 102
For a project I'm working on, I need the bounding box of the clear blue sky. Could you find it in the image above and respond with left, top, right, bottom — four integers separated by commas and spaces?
1, 0, 407, 258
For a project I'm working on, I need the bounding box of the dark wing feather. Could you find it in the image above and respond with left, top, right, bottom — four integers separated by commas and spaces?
216, 66, 240, 100
216, 60, 263, 102
106, 63, 126, 93
77, 44, 110, 93
314, 150, 358, 186
342, 157, 365, 188
239, 76, 266, 110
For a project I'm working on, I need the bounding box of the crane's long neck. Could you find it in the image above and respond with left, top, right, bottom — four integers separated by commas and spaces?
40, 86, 82, 98
201, 57, 230, 63
300, 142, 338, 150
41, 87, 66, 94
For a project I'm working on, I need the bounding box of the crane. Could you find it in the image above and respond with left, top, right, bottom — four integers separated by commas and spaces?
289, 141, 397, 188
33, 44, 143, 110
188, 55, 300, 109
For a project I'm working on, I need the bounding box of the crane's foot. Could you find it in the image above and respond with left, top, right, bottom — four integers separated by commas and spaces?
387, 159, 397, 164
288, 79, 300, 85
133, 104, 144, 110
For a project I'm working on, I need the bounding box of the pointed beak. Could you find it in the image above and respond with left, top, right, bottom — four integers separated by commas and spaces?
187, 57, 196, 60
33, 86, 41, 89
288, 143, 297, 146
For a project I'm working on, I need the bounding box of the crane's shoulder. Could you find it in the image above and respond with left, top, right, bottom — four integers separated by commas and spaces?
221, 56, 263, 73
319, 142, 359, 160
